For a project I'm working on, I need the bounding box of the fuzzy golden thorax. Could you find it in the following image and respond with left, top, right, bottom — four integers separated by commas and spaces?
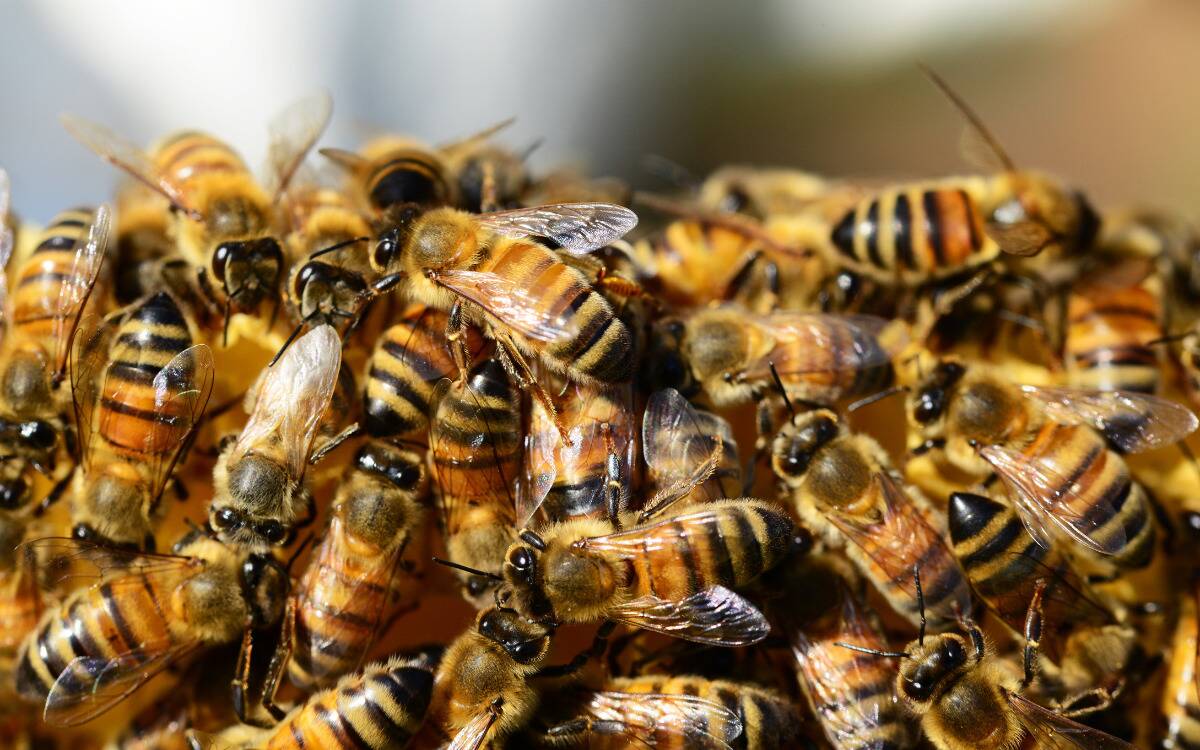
683, 309, 773, 407
209, 450, 304, 551
499, 518, 618, 625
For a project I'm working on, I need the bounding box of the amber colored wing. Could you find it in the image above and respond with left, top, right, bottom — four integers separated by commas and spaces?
51, 205, 111, 379
1021, 385, 1197, 453
21, 537, 201, 591
434, 268, 580, 344
264, 91, 333, 201
578, 691, 743, 749
642, 387, 738, 511
142, 344, 216, 506
68, 313, 120, 468
607, 586, 770, 647
1006, 690, 1135, 749
447, 706, 501, 750
476, 203, 638, 255
741, 313, 896, 380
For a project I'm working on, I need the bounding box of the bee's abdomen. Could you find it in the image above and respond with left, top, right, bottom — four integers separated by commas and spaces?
364, 309, 466, 438
12, 207, 96, 342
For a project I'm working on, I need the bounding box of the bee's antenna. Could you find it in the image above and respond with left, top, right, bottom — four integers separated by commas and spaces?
1147, 331, 1195, 346
768, 362, 796, 420
919, 62, 1015, 173
848, 384, 908, 414
833, 642, 910, 659
309, 236, 369, 260
432, 557, 503, 581
914, 564, 927, 646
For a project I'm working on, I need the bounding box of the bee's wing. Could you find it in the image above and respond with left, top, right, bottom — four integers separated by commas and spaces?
51, 205, 111, 380
263, 91, 333, 201
476, 202, 638, 255
518, 393, 558, 528
438, 116, 516, 154
825, 473, 972, 616
69, 313, 121, 469
60, 116, 199, 218
0, 169, 12, 339
44, 638, 203, 726
20, 536, 201, 590
1006, 690, 1135, 749
740, 313, 897, 380
981, 550, 1112, 635
606, 586, 770, 647
447, 706, 501, 750
580, 691, 743, 750
986, 221, 1055, 258
1020, 385, 1197, 453
643, 388, 738, 509
143, 344, 216, 507
434, 269, 580, 344
980, 444, 1125, 556
234, 325, 341, 480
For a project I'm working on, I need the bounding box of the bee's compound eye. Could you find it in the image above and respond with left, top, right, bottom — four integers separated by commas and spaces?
914, 389, 945, 424
257, 520, 287, 545
389, 463, 421, 489
508, 547, 534, 571
21, 421, 55, 450
212, 242, 237, 281
213, 507, 241, 530
510, 639, 540, 663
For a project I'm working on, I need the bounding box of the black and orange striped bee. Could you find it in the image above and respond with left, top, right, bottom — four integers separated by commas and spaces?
0, 201, 111, 511
209, 324, 343, 552
263, 439, 427, 701
322, 134, 457, 214
907, 358, 1196, 573
62, 94, 332, 343
66, 292, 214, 550
14, 534, 288, 727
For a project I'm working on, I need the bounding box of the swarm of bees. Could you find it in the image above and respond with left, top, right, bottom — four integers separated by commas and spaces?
4, 67, 1200, 750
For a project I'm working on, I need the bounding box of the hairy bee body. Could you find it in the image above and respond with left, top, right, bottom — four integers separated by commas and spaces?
112, 184, 177, 305
1164, 593, 1200, 750
634, 220, 766, 310
327, 136, 454, 213
11, 207, 98, 346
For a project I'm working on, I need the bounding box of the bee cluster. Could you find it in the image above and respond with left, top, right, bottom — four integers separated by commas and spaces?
1, 72, 1199, 749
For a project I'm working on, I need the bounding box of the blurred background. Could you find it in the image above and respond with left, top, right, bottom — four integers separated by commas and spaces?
0, 0, 1196, 219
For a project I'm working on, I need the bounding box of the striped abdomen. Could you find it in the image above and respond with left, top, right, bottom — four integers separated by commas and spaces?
267, 656, 434, 750
1019, 422, 1154, 569
153, 131, 249, 192
288, 516, 398, 691
771, 322, 892, 404
792, 594, 910, 750
11, 207, 97, 345
97, 292, 194, 457
477, 238, 632, 384
15, 570, 183, 703
1064, 265, 1163, 393
364, 307, 481, 438
602, 676, 801, 750
362, 147, 452, 212
1165, 597, 1200, 750
831, 181, 991, 284
114, 186, 175, 305
622, 500, 794, 602
948, 491, 1108, 662
0, 567, 39, 670
641, 220, 762, 307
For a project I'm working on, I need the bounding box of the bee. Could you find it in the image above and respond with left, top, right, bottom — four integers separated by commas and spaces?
66, 292, 214, 550
1061, 257, 1164, 394
429, 357, 521, 606
533, 675, 799, 749
838, 574, 1135, 750
61, 93, 332, 341
1163, 588, 1200, 750
14, 534, 288, 726
907, 358, 1196, 572
829, 69, 1099, 287
363, 201, 638, 424
112, 181, 178, 305
114, 650, 241, 750
771, 409, 973, 630
695, 164, 834, 218
192, 650, 439, 750
209, 324, 343, 551
638, 387, 740, 510
521, 168, 632, 208
497, 497, 797, 646
263, 439, 428, 698
0, 203, 111, 510
321, 134, 456, 213
0, 525, 40, 692
362, 304, 485, 439
773, 554, 915, 750
439, 117, 531, 212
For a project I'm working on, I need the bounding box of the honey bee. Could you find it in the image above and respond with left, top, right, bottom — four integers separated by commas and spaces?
321, 134, 456, 213
829, 69, 1099, 287
695, 165, 834, 218
209, 324, 342, 551
113, 650, 240, 750
67, 292, 214, 550
771, 409, 973, 630
429, 357, 521, 606
907, 358, 1196, 572
838, 579, 1135, 750
363, 201, 638, 423
521, 168, 632, 208
112, 181, 177, 305
774, 554, 915, 750
61, 93, 332, 341
362, 304, 485, 439
497, 498, 797, 646
533, 675, 799, 749
195, 650, 439, 749
439, 117, 531, 212
263, 439, 427, 698
1163, 588, 1200, 750
0, 528, 40, 692
14, 534, 288, 726
0, 203, 111, 510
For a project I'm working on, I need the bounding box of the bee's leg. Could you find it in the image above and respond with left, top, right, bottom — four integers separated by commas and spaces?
232, 625, 273, 728
494, 334, 568, 444
1020, 578, 1048, 690
742, 395, 776, 495
445, 300, 472, 382
601, 423, 623, 531
479, 161, 499, 213
1054, 683, 1122, 718
309, 423, 361, 466
33, 470, 73, 517
260, 600, 295, 722
536, 620, 617, 678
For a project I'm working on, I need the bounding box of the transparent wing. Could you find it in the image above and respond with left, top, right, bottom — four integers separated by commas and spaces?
60, 115, 198, 217
44, 640, 202, 726
142, 345, 215, 506
1006, 690, 1136, 749
52, 205, 112, 379
447, 707, 499, 750
986, 221, 1054, 257
518, 394, 558, 527
741, 313, 897, 380
234, 325, 341, 480
1021, 385, 1197, 453
608, 586, 770, 647
581, 691, 742, 750
439, 116, 516, 153
980, 444, 1124, 556
0, 168, 11, 337
69, 314, 120, 468
643, 388, 738, 508
476, 202, 638, 255
979, 550, 1112, 637
264, 91, 333, 200
434, 269, 579, 344
20, 537, 201, 591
